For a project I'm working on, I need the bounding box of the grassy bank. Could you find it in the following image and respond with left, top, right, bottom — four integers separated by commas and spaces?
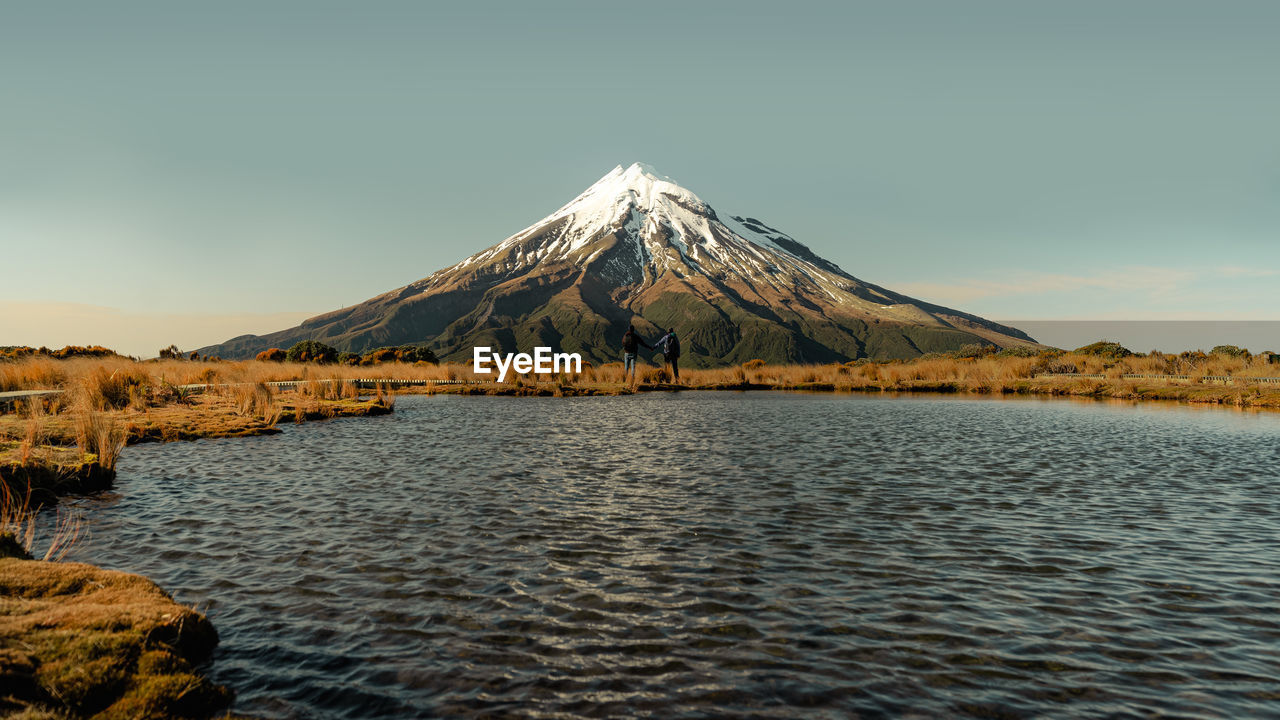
4, 345, 1279, 423
0, 546, 234, 718
0, 358, 398, 505
0, 478, 242, 718
0, 357, 399, 718
421, 346, 1280, 409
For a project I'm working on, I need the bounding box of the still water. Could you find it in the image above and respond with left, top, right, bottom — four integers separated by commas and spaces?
61, 393, 1280, 718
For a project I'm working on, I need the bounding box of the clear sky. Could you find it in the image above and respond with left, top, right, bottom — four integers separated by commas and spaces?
3, 1, 1278, 356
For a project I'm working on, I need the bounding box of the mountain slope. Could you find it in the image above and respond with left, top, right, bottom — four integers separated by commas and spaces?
202, 163, 1037, 365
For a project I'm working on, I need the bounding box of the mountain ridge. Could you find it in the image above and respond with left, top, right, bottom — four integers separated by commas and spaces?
200, 163, 1037, 365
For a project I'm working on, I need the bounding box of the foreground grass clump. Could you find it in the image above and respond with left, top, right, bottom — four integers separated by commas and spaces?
0, 547, 231, 719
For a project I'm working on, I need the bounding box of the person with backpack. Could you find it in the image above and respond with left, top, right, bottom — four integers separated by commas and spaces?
621, 324, 653, 384
653, 327, 681, 383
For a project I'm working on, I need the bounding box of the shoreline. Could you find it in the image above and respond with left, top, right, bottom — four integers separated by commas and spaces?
2, 351, 1277, 716
0, 389, 394, 719
422, 376, 1280, 410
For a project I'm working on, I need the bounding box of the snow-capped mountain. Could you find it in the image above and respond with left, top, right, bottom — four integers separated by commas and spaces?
202, 163, 1036, 364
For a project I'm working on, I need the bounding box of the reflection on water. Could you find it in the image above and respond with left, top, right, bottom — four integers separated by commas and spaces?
56, 393, 1280, 718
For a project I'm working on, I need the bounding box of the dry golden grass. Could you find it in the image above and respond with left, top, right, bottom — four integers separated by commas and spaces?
72, 410, 127, 472
0, 480, 84, 563
0, 359, 403, 511
417, 352, 1280, 407
3, 351, 1279, 423
229, 382, 282, 427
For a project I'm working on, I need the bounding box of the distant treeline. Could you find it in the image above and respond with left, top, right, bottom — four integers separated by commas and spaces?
924, 341, 1276, 363
1, 341, 438, 366
255, 340, 438, 366
0, 345, 122, 361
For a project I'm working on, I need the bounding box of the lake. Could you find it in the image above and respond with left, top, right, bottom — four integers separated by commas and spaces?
56, 392, 1280, 718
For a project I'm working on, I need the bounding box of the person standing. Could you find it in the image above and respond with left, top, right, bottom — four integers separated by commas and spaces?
621, 324, 652, 384
654, 327, 681, 383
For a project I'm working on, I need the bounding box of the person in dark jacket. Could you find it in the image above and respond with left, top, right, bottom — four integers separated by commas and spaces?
621, 324, 652, 384
653, 327, 681, 382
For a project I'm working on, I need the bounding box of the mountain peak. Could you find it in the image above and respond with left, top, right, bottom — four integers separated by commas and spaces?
572, 162, 707, 218
199, 163, 1039, 364
593, 162, 684, 194
621, 161, 668, 182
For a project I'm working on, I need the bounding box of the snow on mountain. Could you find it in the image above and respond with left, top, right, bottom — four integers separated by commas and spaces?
411, 163, 969, 324
199, 163, 1038, 364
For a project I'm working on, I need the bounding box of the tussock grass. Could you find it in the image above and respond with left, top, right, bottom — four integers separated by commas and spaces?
72, 409, 126, 472
231, 382, 282, 427
0, 357, 67, 393
0, 479, 85, 562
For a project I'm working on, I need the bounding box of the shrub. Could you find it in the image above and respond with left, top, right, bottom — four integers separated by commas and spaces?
1074, 341, 1133, 359
398, 346, 438, 364
1042, 359, 1078, 374
1210, 345, 1250, 359
2, 346, 119, 360
742, 359, 766, 370
337, 352, 361, 366
951, 343, 996, 359
361, 348, 399, 365
360, 346, 439, 365
256, 348, 287, 362
996, 345, 1038, 358
49, 345, 118, 360
285, 340, 339, 364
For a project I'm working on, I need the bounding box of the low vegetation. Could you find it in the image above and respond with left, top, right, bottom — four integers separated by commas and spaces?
0, 548, 232, 718
0, 345, 121, 361
4, 341, 1279, 418
0, 349, 405, 719
0, 352, 401, 507
2, 476, 232, 719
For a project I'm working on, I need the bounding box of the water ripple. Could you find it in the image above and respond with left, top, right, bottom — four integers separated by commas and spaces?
53, 393, 1280, 718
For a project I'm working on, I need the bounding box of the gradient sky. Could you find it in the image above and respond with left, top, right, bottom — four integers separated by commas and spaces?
3, 1, 1279, 356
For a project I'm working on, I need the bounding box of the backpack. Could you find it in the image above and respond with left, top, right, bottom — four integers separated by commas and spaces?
667, 334, 680, 358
